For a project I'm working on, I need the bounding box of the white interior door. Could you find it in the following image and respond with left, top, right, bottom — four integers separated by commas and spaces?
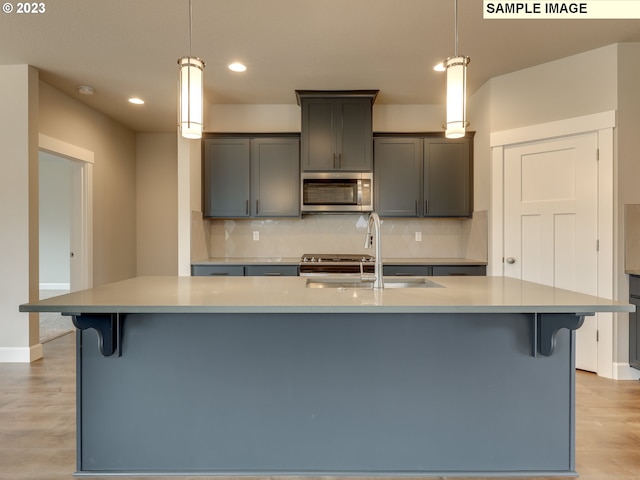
504, 132, 599, 372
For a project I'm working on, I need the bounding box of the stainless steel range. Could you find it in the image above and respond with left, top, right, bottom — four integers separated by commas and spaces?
299, 254, 375, 276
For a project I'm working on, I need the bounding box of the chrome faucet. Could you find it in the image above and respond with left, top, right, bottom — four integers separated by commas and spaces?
364, 212, 384, 289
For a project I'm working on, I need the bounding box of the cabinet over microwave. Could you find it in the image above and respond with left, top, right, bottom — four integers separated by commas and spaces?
301, 172, 373, 213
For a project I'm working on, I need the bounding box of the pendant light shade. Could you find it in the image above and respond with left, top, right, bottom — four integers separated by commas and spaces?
178, 56, 205, 139
445, 55, 469, 139
177, 0, 205, 139
442, 0, 470, 139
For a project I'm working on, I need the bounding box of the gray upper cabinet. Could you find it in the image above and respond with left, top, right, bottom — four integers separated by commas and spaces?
297, 91, 377, 172
424, 138, 471, 217
204, 136, 300, 218
374, 137, 422, 217
251, 138, 300, 217
374, 134, 473, 218
204, 138, 251, 217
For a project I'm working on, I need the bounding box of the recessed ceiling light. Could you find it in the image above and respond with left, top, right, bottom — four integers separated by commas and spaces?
128, 97, 145, 105
77, 85, 94, 96
228, 62, 247, 72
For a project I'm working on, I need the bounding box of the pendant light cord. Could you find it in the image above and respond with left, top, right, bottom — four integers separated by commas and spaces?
188, 0, 193, 57
454, 0, 458, 57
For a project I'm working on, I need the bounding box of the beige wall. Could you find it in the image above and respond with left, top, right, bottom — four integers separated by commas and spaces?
487, 44, 618, 132
0, 65, 40, 361
39, 82, 137, 286
136, 134, 178, 275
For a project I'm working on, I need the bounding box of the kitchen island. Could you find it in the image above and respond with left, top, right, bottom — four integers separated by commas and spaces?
20, 275, 633, 477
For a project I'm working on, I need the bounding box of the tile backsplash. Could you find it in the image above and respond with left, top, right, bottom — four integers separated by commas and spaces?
195, 211, 487, 260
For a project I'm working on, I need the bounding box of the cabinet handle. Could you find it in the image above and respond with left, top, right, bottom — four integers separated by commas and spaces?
338, 153, 342, 169
425, 200, 429, 214
256, 199, 259, 215
209, 272, 229, 276
246, 200, 249, 215
262, 272, 282, 276
333, 153, 337, 169
415, 199, 418, 215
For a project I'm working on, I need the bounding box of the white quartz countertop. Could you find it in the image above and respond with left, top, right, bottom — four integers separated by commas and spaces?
192, 257, 487, 266
20, 275, 632, 315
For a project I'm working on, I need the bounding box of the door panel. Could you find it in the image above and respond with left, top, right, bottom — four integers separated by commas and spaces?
504, 133, 598, 372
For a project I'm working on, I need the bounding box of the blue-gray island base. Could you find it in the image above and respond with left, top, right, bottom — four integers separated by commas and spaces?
21, 276, 633, 477
78, 311, 576, 477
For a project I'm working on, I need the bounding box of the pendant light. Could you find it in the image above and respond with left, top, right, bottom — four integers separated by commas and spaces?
178, 0, 205, 139
443, 0, 469, 139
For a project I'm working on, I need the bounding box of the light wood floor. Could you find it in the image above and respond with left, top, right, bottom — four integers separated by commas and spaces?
1, 333, 639, 480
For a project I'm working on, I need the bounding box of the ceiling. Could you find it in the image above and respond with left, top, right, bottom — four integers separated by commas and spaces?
2, 0, 640, 133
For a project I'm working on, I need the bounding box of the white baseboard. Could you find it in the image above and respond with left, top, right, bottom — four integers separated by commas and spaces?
613, 362, 640, 380
39, 282, 70, 291
0, 343, 43, 363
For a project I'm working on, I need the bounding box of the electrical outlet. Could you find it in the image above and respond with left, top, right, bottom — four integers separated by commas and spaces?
415, 232, 422, 242
253, 231, 259, 241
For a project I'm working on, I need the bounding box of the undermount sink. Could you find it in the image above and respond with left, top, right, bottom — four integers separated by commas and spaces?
305, 277, 444, 289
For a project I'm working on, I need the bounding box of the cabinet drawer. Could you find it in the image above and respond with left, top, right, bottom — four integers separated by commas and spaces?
383, 265, 430, 276
245, 265, 299, 276
191, 265, 245, 277
432, 265, 486, 276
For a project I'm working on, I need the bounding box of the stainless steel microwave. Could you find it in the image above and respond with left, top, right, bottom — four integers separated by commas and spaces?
301, 172, 373, 213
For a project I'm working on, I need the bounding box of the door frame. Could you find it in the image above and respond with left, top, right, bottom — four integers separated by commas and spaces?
39, 134, 94, 291
489, 111, 616, 378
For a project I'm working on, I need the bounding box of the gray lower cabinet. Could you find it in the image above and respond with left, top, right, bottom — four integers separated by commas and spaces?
244, 265, 299, 276
374, 134, 473, 218
204, 136, 300, 218
384, 264, 486, 277
191, 264, 299, 277
629, 275, 640, 370
191, 265, 245, 277
383, 265, 430, 276
432, 265, 486, 276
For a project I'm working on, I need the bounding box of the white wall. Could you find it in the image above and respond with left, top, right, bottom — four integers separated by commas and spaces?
39, 152, 72, 287
0, 65, 40, 362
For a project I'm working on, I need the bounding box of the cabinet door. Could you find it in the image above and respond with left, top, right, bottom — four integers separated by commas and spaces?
203, 139, 250, 217
300, 99, 336, 171
339, 99, 373, 171
424, 138, 472, 217
374, 137, 421, 217
251, 138, 300, 217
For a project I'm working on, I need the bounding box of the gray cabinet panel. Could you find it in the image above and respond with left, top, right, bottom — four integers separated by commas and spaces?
374, 138, 421, 217
301, 100, 335, 170
339, 100, 373, 171
298, 92, 375, 172
374, 134, 473, 218
191, 265, 244, 276
204, 136, 300, 219
245, 265, 299, 276
629, 275, 640, 370
203, 139, 250, 217
432, 265, 486, 276
251, 138, 300, 217
424, 138, 471, 217
383, 265, 430, 276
